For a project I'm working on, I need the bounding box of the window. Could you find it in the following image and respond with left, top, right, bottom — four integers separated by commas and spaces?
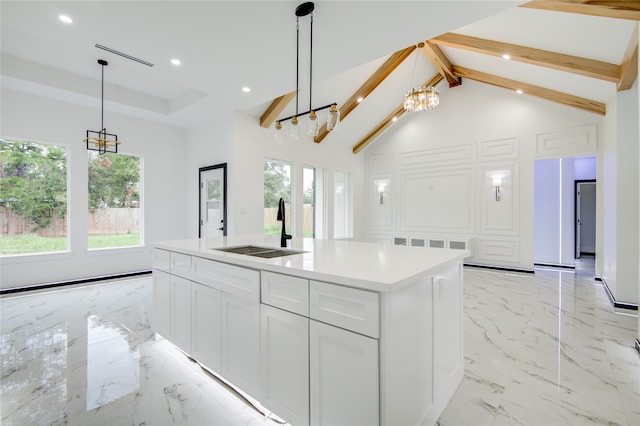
264, 159, 292, 235
303, 166, 324, 238
0, 138, 68, 255
333, 171, 352, 239
87, 152, 142, 249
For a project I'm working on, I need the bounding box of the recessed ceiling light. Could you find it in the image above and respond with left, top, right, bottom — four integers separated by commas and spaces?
357, 97, 364, 103
59, 15, 72, 24
502, 54, 511, 60
516, 89, 523, 94
171, 58, 181, 66
242, 86, 251, 93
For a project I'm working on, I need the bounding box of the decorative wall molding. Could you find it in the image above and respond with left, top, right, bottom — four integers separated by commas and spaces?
478, 137, 519, 161
399, 168, 474, 233
369, 153, 396, 172
401, 143, 473, 168
478, 163, 519, 235
475, 238, 520, 264
535, 124, 597, 159
370, 175, 394, 230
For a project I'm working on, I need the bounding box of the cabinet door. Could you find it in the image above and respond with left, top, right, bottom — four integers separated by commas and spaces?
433, 263, 463, 395
260, 304, 309, 426
171, 275, 192, 353
220, 293, 261, 398
310, 320, 379, 426
152, 270, 171, 338
191, 283, 221, 373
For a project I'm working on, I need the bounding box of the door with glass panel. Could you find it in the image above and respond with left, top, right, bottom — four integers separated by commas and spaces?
199, 164, 227, 238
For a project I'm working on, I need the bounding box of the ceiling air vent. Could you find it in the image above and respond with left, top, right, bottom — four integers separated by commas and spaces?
94, 44, 154, 67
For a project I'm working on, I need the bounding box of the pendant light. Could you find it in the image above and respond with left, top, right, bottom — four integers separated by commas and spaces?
274, 2, 339, 142
403, 44, 439, 112
84, 59, 121, 154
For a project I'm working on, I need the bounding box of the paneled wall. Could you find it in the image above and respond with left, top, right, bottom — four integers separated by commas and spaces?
367, 136, 523, 269
364, 80, 602, 271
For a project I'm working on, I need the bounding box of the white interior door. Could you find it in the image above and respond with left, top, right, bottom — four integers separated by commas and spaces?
200, 164, 226, 238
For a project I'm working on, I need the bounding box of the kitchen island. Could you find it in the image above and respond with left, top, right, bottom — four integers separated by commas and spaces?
152, 235, 469, 426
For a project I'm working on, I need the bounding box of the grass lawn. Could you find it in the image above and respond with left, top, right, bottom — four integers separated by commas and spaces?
0, 233, 141, 255
264, 225, 312, 238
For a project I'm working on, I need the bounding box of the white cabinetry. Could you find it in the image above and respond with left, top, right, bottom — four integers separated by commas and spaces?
260, 304, 309, 426
309, 320, 379, 426
433, 263, 463, 402
152, 269, 171, 338
171, 275, 192, 353
220, 292, 261, 398
191, 282, 222, 372
152, 243, 464, 426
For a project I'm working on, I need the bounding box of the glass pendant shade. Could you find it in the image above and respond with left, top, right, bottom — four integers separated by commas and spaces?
326, 104, 340, 132
290, 116, 300, 140
274, 121, 284, 144
404, 86, 439, 112
308, 110, 319, 137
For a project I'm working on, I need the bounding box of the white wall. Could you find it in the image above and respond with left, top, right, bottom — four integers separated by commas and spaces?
364, 80, 601, 271
185, 113, 234, 236
613, 81, 638, 304
185, 112, 366, 242
0, 88, 188, 289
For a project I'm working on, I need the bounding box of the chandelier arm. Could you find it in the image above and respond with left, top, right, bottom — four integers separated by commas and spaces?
277, 103, 334, 123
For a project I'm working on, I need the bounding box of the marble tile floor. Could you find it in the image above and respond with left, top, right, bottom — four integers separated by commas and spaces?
1, 260, 638, 425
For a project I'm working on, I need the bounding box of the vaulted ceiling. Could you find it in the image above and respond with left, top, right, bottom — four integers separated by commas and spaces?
259, 1, 639, 154
1, 1, 638, 155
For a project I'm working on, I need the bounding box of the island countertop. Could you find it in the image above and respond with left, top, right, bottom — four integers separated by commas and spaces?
153, 235, 470, 292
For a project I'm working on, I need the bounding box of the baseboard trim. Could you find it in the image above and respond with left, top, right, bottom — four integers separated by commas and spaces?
534, 262, 575, 270
0, 270, 152, 295
600, 277, 639, 311
464, 263, 535, 274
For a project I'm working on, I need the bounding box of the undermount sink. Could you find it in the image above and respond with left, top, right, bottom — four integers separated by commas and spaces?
213, 245, 306, 258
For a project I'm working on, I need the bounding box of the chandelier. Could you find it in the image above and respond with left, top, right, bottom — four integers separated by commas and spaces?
84, 59, 121, 154
404, 86, 439, 112
274, 2, 339, 143
403, 43, 440, 112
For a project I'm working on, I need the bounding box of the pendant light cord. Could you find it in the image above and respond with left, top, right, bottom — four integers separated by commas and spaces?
296, 16, 300, 116
101, 62, 105, 132
309, 12, 313, 112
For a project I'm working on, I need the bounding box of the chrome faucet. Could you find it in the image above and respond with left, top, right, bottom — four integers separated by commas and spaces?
276, 197, 292, 248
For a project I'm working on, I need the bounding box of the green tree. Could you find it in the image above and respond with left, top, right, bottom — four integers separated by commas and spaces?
264, 160, 290, 208
88, 152, 140, 211
0, 139, 67, 229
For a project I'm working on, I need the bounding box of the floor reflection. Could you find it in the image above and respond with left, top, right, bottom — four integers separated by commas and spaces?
86, 314, 139, 410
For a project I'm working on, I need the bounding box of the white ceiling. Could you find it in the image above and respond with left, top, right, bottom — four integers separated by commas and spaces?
1, 1, 637, 144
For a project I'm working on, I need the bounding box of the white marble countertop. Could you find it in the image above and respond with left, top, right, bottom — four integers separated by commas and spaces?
153, 235, 470, 292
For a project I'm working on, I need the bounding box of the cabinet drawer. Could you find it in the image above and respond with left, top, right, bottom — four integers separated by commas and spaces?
152, 248, 171, 272
192, 256, 260, 303
309, 281, 379, 338
170, 252, 192, 279
261, 271, 309, 316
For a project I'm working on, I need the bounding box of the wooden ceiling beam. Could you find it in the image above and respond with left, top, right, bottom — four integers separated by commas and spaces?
452, 65, 606, 115
352, 74, 444, 154
618, 23, 639, 90
421, 42, 461, 87
314, 45, 416, 144
431, 32, 620, 83
520, 1, 640, 21
259, 91, 296, 128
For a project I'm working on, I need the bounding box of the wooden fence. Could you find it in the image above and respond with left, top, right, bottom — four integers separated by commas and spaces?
0, 207, 139, 237
264, 206, 313, 233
